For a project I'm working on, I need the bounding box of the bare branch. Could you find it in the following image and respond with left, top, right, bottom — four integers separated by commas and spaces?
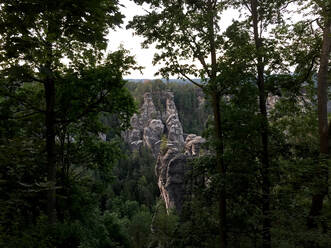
178, 71, 204, 89
243, 1, 252, 13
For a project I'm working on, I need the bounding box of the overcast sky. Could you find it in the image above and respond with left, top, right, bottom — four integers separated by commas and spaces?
106, 0, 242, 79
106, 0, 306, 79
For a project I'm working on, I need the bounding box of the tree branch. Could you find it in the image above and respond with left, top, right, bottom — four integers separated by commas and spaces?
57, 89, 110, 125
178, 71, 204, 89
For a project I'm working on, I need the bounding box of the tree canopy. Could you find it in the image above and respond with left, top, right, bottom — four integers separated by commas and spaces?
0, 0, 330, 248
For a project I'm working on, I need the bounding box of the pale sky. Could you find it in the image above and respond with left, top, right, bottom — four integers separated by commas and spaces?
106, 0, 241, 79
106, 0, 308, 79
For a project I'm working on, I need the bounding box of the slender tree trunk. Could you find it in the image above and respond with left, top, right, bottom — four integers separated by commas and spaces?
212, 92, 227, 248
44, 17, 57, 224
207, 0, 227, 246
45, 77, 56, 224
307, 17, 331, 230
251, 1, 271, 247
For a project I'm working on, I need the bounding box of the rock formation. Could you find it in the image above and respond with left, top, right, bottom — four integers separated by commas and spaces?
156, 147, 186, 213
184, 134, 205, 156
126, 90, 205, 213
126, 91, 184, 157
155, 134, 205, 213
126, 92, 161, 155
165, 92, 184, 150
143, 119, 164, 157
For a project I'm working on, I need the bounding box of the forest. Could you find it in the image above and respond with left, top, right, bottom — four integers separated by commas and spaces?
0, 0, 330, 248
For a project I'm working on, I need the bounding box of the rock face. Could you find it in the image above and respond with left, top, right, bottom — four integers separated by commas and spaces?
143, 119, 164, 157
126, 90, 205, 213
126, 92, 161, 156
184, 134, 205, 156
156, 147, 186, 213
126, 91, 184, 157
155, 134, 205, 213
165, 92, 184, 150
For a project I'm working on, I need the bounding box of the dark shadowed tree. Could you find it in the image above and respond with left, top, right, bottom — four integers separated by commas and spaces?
306, 0, 331, 231
228, 1, 296, 246
0, 0, 129, 224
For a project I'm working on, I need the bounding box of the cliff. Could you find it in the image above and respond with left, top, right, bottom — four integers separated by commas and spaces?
155, 134, 205, 213
125, 91, 205, 213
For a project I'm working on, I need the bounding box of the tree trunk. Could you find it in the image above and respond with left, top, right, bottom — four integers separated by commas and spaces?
307, 16, 331, 230
207, 0, 227, 246
212, 92, 227, 248
45, 77, 56, 224
250, 1, 271, 247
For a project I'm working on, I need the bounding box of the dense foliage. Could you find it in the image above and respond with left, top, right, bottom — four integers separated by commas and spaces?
0, 0, 330, 248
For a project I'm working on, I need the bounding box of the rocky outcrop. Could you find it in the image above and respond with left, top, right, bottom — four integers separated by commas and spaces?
126, 90, 205, 213
143, 119, 164, 157
184, 134, 206, 156
126, 92, 161, 156
138, 92, 160, 126
156, 134, 205, 213
165, 92, 184, 150
156, 146, 186, 212
126, 91, 184, 158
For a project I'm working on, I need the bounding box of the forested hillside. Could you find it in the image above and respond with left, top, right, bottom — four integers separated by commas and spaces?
0, 0, 330, 248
